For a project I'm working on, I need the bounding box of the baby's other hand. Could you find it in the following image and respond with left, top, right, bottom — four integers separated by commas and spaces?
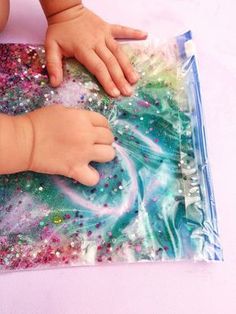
44, 4, 147, 97
25, 105, 115, 186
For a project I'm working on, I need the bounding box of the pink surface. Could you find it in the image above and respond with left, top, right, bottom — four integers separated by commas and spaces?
0, 0, 236, 313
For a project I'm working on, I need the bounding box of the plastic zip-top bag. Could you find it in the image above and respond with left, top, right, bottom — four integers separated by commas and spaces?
0, 31, 223, 272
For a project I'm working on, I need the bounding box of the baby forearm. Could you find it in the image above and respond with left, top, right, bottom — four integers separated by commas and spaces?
39, 0, 82, 18
0, 114, 33, 174
0, 0, 10, 32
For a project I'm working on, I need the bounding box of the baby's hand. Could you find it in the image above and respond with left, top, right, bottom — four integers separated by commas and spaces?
44, 4, 147, 97
24, 105, 115, 186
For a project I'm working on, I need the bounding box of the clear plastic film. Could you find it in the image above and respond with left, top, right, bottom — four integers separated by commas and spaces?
0, 31, 223, 272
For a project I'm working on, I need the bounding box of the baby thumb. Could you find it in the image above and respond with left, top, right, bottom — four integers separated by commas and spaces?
45, 41, 63, 87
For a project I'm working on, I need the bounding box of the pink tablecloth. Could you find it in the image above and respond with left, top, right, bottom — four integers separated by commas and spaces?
0, 0, 236, 313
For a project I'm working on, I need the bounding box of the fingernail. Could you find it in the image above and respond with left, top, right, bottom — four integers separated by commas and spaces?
51, 75, 57, 86
140, 31, 148, 36
111, 87, 120, 97
130, 72, 139, 83
122, 84, 133, 96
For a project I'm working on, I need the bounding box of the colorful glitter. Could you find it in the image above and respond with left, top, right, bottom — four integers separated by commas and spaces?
0, 31, 222, 272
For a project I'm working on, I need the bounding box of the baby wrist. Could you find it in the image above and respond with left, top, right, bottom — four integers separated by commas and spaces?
14, 114, 35, 173
40, 0, 83, 23
0, 114, 33, 174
